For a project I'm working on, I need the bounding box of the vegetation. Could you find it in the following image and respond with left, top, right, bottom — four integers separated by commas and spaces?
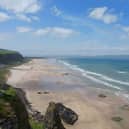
0, 85, 32, 129
29, 118, 44, 129
0, 48, 24, 65
0, 68, 10, 84
0, 49, 17, 55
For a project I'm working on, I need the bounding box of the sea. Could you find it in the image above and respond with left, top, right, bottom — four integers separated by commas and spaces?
57, 57, 129, 98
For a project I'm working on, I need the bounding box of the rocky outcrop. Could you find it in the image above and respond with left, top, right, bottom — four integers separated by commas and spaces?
0, 117, 18, 129
0, 84, 31, 129
44, 102, 65, 129
44, 102, 78, 129
56, 103, 78, 125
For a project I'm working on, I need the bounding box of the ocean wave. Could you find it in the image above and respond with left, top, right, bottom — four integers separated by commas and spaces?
115, 91, 129, 101
59, 60, 122, 90
82, 73, 121, 90
86, 71, 129, 86
117, 71, 128, 74
60, 60, 129, 87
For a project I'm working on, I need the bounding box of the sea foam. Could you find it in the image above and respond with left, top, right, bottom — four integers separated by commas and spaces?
59, 60, 129, 90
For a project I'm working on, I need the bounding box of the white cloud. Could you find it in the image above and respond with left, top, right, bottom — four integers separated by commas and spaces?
120, 26, 129, 38
16, 14, 31, 22
16, 26, 76, 38
0, 0, 40, 22
89, 7, 118, 24
0, 0, 40, 14
17, 27, 32, 33
31, 16, 39, 21
51, 6, 62, 16
16, 14, 40, 22
35, 27, 75, 38
0, 12, 10, 22
122, 26, 129, 33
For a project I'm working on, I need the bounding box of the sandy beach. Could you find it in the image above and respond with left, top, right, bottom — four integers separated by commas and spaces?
7, 59, 129, 129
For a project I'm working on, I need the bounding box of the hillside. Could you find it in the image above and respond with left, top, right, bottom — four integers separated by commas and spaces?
0, 49, 24, 64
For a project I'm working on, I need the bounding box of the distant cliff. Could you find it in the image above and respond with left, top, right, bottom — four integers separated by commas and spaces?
0, 49, 24, 64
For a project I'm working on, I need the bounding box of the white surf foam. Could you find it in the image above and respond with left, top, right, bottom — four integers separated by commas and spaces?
59, 60, 122, 90
115, 91, 129, 102
117, 71, 128, 74
86, 71, 129, 86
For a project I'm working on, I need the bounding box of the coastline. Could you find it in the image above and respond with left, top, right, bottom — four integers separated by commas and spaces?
7, 59, 129, 129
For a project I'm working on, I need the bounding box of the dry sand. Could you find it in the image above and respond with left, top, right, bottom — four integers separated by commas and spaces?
7, 59, 129, 129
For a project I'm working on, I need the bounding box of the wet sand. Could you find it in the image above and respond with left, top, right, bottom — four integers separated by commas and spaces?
7, 59, 129, 129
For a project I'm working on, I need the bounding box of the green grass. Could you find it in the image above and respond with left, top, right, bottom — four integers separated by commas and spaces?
0, 99, 14, 118
0, 86, 32, 129
0, 49, 16, 55
0, 87, 16, 118
0, 68, 9, 84
0, 87, 16, 98
29, 118, 44, 129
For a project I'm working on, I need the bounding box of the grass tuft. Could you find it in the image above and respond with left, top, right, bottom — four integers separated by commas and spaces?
29, 118, 44, 129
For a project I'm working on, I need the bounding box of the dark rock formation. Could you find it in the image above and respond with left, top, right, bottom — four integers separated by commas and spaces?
0, 83, 10, 90
0, 117, 18, 129
31, 111, 44, 122
12, 90, 31, 129
44, 102, 65, 129
121, 104, 129, 110
112, 116, 123, 122
0, 84, 31, 129
98, 94, 107, 98
56, 103, 78, 125
44, 102, 78, 129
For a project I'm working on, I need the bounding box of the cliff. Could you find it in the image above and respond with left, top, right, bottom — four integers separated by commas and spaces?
0, 84, 32, 129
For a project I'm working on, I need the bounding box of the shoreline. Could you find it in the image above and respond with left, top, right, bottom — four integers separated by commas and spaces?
7, 59, 129, 129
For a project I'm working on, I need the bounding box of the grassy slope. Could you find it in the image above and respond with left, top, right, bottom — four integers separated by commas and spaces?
0, 49, 17, 55
0, 49, 24, 65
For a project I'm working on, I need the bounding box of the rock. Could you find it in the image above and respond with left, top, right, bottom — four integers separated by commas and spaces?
112, 116, 123, 122
0, 83, 10, 90
0, 117, 18, 129
44, 102, 65, 129
56, 103, 78, 125
37, 92, 42, 94
121, 104, 129, 110
0, 92, 3, 97
43, 91, 49, 94
62, 73, 69, 76
98, 94, 107, 98
32, 111, 44, 122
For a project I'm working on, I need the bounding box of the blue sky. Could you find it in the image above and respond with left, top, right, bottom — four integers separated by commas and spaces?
0, 0, 129, 56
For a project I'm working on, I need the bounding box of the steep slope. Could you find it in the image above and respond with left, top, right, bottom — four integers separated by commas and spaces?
0, 49, 24, 64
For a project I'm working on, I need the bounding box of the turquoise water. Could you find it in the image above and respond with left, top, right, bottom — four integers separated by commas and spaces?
59, 57, 129, 92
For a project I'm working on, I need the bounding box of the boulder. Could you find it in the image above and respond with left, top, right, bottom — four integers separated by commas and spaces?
44, 102, 65, 129
31, 111, 44, 122
56, 103, 78, 125
98, 94, 107, 98
44, 102, 78, 129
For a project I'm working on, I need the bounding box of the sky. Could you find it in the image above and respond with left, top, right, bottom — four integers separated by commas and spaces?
0, 0, 129, 56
